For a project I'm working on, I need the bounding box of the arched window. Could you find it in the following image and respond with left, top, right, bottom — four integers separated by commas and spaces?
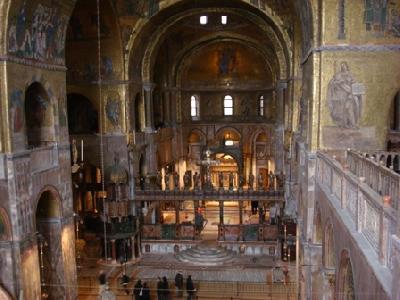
224, 95, 233, 116
25, 82, 54, 148
190, 95, 200, 120
259, 95, 264, 116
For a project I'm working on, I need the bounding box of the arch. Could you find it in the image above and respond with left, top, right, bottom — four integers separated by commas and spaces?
386, 155, 392, 169
336, 250, 355, 300
313, 206, 322, 244
25, 82, 54, 148
215, 126, 241, 143
35, 187, 62, 221
323, 222, 336, 269
188, 129, 207, 145
393, 155, 400, 173
67, 93, 99, 134
131, 5, 291, 82
34, 186, 64, 299
0, 207, 12, 241
390, 91, 400, 131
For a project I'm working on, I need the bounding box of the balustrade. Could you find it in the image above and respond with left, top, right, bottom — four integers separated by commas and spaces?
346, 150, 400, 210
317, 152, 397, 266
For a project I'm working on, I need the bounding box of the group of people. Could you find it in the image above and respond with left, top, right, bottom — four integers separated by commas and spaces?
135, 273, 195, 300
98, 270, 196, 300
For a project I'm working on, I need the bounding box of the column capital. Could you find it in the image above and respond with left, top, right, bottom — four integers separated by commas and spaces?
142, 82, 155, 92
276, 80, 288, 89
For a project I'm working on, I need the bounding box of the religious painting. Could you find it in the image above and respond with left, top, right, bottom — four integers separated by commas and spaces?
327, 62, 364, 129
217, 47, 237, 76
8, 2, 69, 65
364, 0, 400, 37
106, 94, 121, 127
9, 89, 24, 133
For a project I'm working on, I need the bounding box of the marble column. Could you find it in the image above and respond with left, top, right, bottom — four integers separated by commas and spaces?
239, 200, 243, 225
164, 90, 172, 126
143, 82, 155, 132
275, 80, 287, 174
145, 133, 158, 189
111, 240, 117, 262
219, 201, 224, 225
131, 236, 136, 259
175, 201, 180, 224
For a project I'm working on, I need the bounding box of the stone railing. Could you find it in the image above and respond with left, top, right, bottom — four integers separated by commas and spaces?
346, 150, 400, 210
317, 152, 397, 266
134, 189, 284, 201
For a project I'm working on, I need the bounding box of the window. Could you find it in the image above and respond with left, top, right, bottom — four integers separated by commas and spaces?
259, 95, 264, 116
191, 95, 200, 120
224, 95, 233, 116
221, 16, 227, 24
200, 15, 208, 25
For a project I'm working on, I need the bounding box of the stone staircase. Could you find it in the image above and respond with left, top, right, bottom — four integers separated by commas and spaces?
176, 241, 236, 266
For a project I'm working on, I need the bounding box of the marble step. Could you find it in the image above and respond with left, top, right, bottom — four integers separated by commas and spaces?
176, 243, 236, 266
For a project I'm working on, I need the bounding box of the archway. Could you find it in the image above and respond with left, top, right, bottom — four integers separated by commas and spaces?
313, 207, 322, 244
35, 189, 63, 299
67, 93, 99, 134
323, 222, 336, 299
25, 82, 54, 148
337, 250, 355, 300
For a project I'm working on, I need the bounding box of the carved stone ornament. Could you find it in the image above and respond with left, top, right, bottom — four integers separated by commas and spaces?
327, 62, 364, 129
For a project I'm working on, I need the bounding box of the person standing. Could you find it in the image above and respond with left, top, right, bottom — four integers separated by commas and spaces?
162, 276, 170, 300
186, 275, 196, 300
133, 279, 142, 300
157, 277, 164, 300
98, 270, 107, 295
141, 282, 150, 300
175, 272, 184, 297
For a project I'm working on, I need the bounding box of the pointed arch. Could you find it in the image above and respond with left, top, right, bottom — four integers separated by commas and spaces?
336, 249, 355, 300
323, 221, 336, 269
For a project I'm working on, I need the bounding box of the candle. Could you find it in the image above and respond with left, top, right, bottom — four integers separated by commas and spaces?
81, 140, 83, 162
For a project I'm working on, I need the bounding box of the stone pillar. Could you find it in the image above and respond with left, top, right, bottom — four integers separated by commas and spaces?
394, 92, 400, 131
274, 80, 287, 173
164, 90, 172, 126
131, 236, 136, 259
321, 268, 336, 300
170, 88, 178, 125
111, 240, 117, 262
239, 200, 243, 225
145, 133, 158, 189
175, 201, 180, 224
219, 201, 224, 225
143, 82, 155, 132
